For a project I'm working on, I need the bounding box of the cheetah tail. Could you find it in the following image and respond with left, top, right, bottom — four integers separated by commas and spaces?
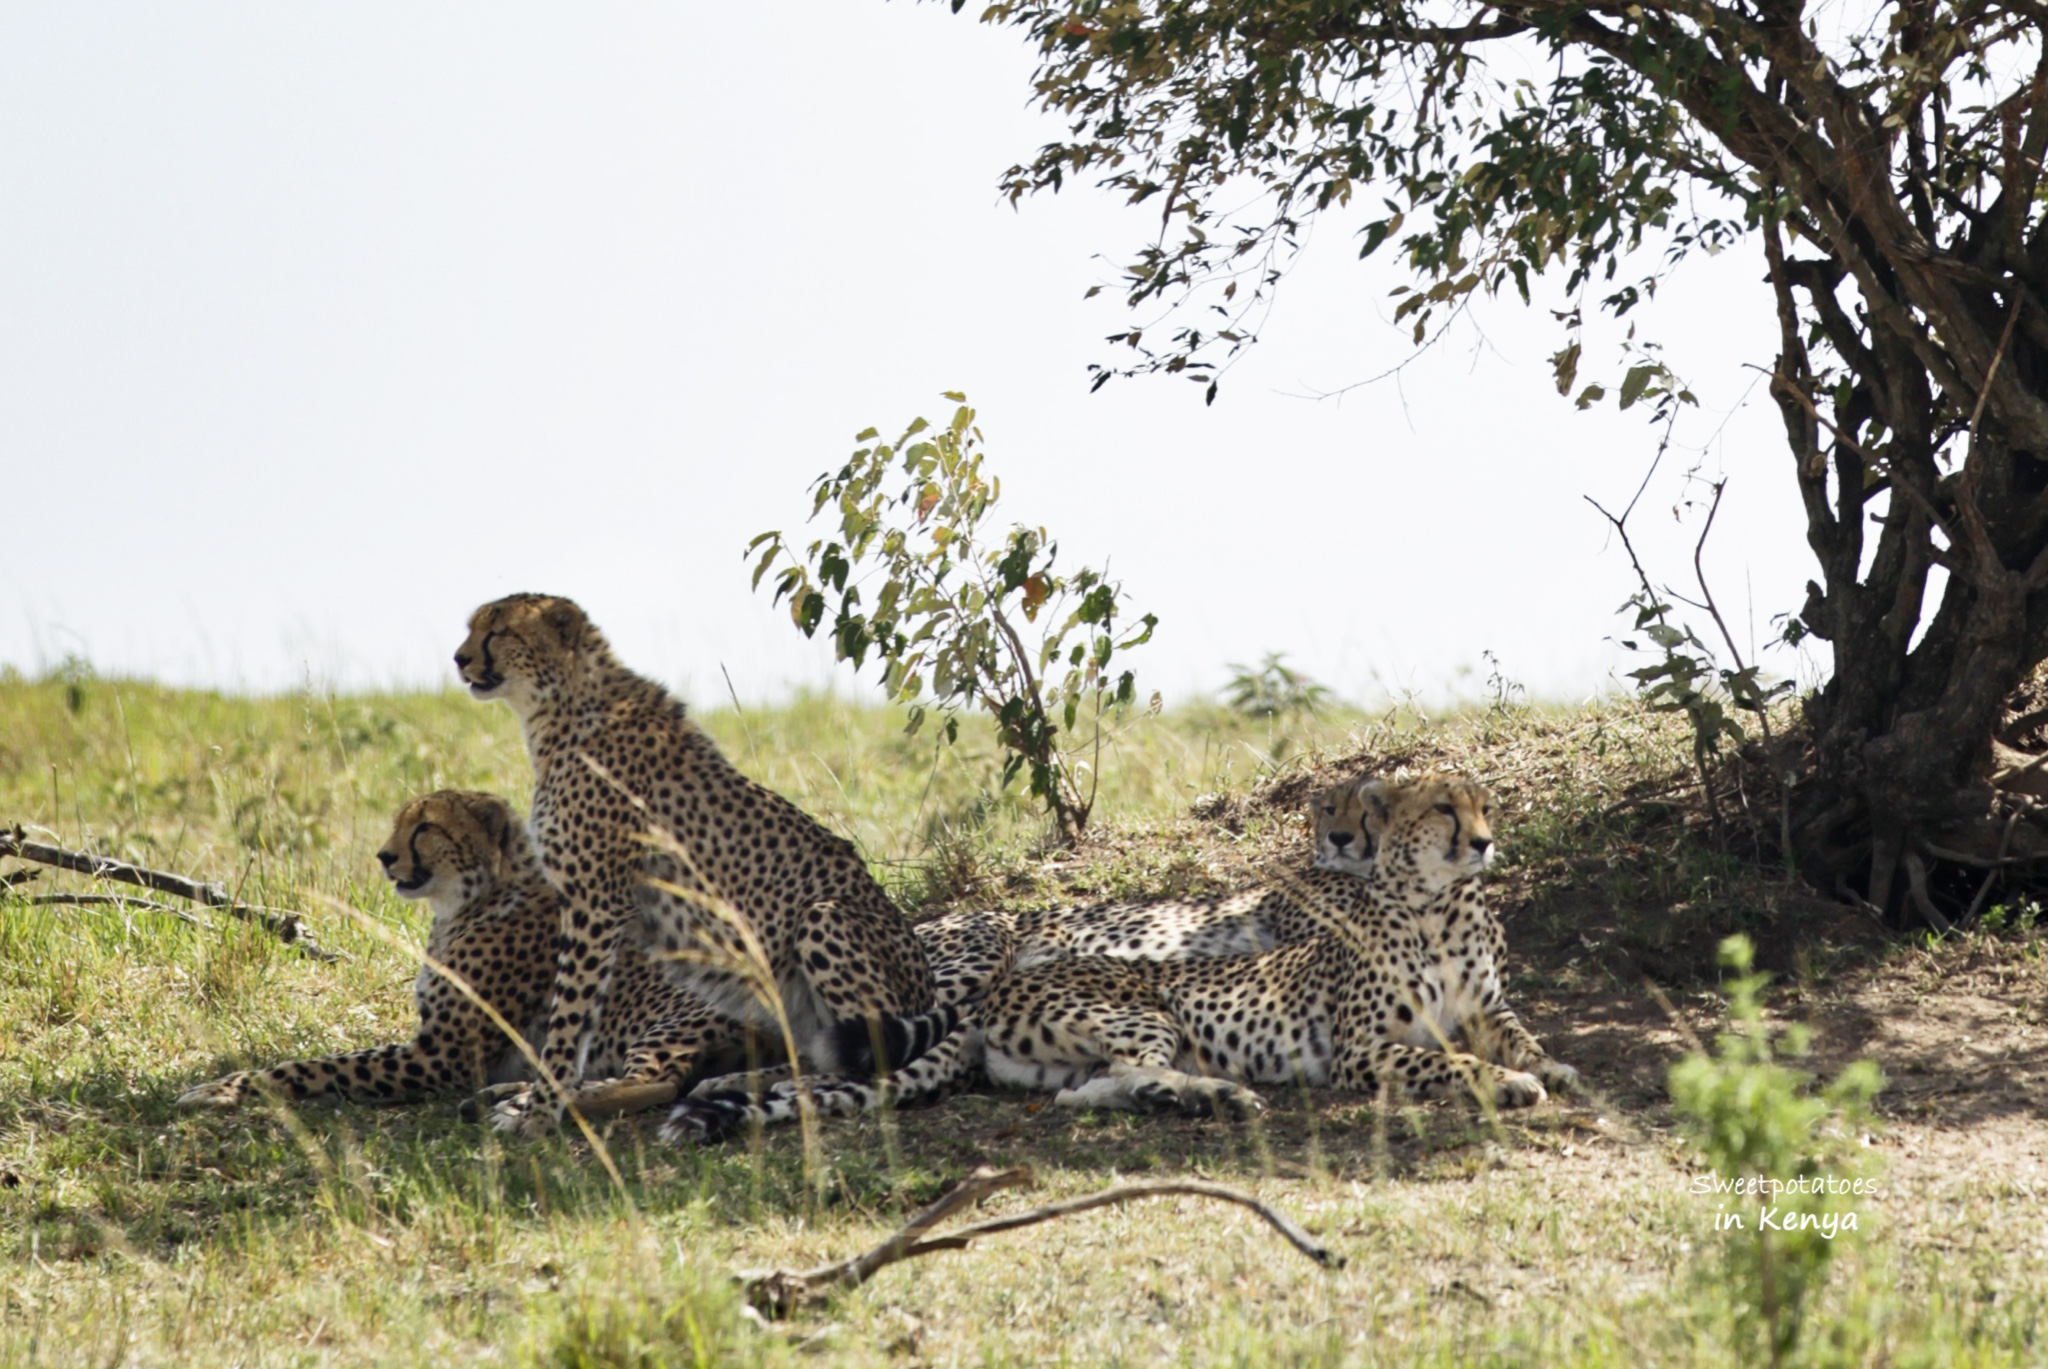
833, 1003, 960, 1077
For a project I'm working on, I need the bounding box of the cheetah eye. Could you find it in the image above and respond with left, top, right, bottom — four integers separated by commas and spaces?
1434, 804, 1456, 817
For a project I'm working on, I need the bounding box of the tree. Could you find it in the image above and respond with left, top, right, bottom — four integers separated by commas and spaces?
963, 0, 2048, 925
749, 396, 1157, 843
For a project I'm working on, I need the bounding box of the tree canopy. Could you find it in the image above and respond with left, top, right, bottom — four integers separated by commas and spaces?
967, 0, 2048, 925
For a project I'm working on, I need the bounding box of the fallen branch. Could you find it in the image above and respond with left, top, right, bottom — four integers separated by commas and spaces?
24, 893, 210, 928
739, 1164, 1341, 1317
0, 828, 338, 960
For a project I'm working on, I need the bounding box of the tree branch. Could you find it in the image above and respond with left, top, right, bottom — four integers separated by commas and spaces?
19, 893, 208, 927
738, 1164, 1340, 1317
0, 829, 337, 960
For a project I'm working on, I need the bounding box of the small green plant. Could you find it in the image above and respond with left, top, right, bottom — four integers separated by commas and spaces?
526, 1279, 745, 1369
49, 652, 95, 715
1481, 649, 1525, 716
748, 394, 1156, 843
1222, 652, 1329, 720
1977, 896, 2041, 936
1669, 935, 1884, 1367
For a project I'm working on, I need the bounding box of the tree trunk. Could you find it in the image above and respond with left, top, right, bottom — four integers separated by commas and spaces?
1778, 255, 2048, 922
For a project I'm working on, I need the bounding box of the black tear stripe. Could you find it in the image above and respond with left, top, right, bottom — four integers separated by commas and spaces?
406, 824, 442, 888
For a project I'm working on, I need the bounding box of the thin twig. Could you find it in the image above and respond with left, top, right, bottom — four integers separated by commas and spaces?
0, 828, 337, 960
1962, 805, 2028, 927
1601, 780, 1699, 819
20, 893, 209, 927
1, 868, 42, 888
738, 1164, 1341, 1317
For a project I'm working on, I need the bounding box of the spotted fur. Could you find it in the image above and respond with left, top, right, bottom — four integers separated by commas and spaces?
979, 775, 1575, 1117
662, 781, 1393, 1142
176, 791, 721, 1110
455, 594, 942, 1132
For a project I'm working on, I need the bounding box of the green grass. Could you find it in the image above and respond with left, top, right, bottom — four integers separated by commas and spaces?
2, 671, 2045, 1365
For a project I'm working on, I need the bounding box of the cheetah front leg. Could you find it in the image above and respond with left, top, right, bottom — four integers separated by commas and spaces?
981, 962, 1264, 1120
182, 972, 511, 1110
180, 1046, 427, 1109
1463, 1002, 1580, 1092
1336, 1037, 1547, 1109
565, 994, 735, 1118
179, 1036, 489, 1109
485, 872, 632, 1136
1460, 931, 1579, 1091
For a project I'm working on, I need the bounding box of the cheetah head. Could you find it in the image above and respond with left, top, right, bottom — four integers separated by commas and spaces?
455, 593, 609, 716
1361, 775, 1496, 901
1311, 780, 1376, 875
377, 790, 528, 909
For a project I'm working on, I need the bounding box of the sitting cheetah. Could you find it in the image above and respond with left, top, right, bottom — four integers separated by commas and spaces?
455, 594, 946, 1132
177, 791, 731, 1110
980, 774, 1575, 1117
662, 780, 1385, 1141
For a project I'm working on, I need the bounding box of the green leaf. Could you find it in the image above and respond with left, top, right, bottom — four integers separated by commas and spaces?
1618, 363, 1658, 411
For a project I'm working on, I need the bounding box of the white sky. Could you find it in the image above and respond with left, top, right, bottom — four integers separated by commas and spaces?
0, 2, 1821, 707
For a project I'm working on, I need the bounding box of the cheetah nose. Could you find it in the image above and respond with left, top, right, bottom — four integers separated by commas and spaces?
1328, 832, 1353, 848
1470, 836, 1493, 857
377, 850, 397, 869
453, 651, 473, 671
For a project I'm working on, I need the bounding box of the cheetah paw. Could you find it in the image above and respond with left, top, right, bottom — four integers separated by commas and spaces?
458, 1081, 531, 1124
487, 1087, 559, 1137
1177, 1076, 1266, 1120
176, 1073, 254, 1110
658, 1096, 750, 1146
1492, 1069, 1548, 1109
1535, 1058, 1581, 1092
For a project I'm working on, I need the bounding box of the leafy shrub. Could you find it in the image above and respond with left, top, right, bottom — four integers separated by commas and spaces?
1222, 652, 1329, 719
748, 395, 1156, 842
1669, 934, 1884, 1367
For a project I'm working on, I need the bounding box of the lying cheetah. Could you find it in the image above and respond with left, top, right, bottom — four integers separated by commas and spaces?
661, 780, 1384, 1141
1013, 776, 1379, 970
177, 791, 729, 1110
981, 775, 1575, 1117
455, 594, 946, 1132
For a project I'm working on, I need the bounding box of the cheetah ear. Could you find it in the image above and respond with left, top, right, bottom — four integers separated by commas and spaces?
541, 600, 585, 647
1356, 780, 1392, 839
469, 795, 523, 873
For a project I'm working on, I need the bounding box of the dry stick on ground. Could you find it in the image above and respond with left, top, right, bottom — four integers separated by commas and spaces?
25, 893, 210, 928
738, 1164, 1343, 1317
0, 828, 338, 960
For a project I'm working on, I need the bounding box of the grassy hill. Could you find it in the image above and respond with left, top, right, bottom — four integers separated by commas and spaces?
2, 673, 2044, 1365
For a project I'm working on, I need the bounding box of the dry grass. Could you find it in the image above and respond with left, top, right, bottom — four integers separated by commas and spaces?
2, 670, 2046, 1366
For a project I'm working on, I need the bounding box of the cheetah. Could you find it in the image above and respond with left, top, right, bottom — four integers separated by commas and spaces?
176, 791, 731, 1110
1011, 775, 1380, 970
978, 774, 1576, 1117
454, 593, 946, 1132
661, 779, 1386, 1141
